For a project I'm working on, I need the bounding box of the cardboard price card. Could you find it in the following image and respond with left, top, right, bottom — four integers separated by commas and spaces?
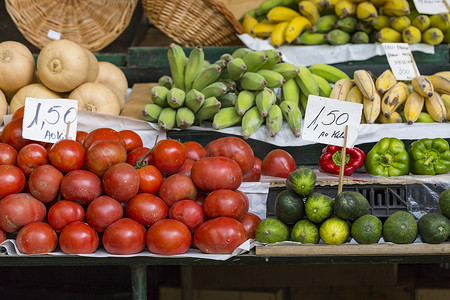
302, 95, 362, 148
382, 43, 419, 81
413, 0, 449, 15
22, 97, 78, 143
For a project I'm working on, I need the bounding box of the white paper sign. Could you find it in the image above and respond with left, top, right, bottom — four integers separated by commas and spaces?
22, 97, 78, 143
413, 0, 449, 14
382, 43, 419, 81
302, 95, 362, 148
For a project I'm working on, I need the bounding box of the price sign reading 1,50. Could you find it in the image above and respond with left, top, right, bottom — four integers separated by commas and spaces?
302, 95, 362, 148
22, 97, 78, 143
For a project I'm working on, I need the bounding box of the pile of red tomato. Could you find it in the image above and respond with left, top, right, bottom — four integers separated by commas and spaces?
0, 110, 299, 256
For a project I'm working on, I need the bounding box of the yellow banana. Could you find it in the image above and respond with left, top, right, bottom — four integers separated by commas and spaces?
412, 15, 430, 32
441, 94, 450, 120
411, 76, 434, 98
430, 13, 450, 31
345, 85, 363, 103
382, 0, 410, 17
402, 26, 422, 44
298, 1, 321, 24
370, 0, 386, 8
376, 27, 402, 42
422, 27, 444, 45
251, 22, 277, 38
381, 82, 410, 118
334, 0, 357, 18
242, 14, 259, 37
363, 92, 381, 124
356, 2, 377, 23
271, 21, 289, 48
425, 92, 447, 122
284, 16, 312, 43
375, 69, 397, 94
428, 74, 450, 94
389, 16, 411, 32
434, 71, 450, 77
379, 111, 402, 123
371, 15, 390, 30
403, 92, 425, 125
329, 78, 354, 100
354, 70, 376, 101
266, 7, 301, 22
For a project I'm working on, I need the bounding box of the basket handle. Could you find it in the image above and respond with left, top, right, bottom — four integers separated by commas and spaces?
207, 0, 245, 35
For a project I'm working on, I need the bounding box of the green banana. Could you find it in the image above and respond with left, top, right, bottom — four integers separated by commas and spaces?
308, 64, 350, 83
201, 82, 228, 99
151, 85, 169, 107
299, 92, 308, 115
167, 88, 186, 108
220, 79, 237, 92
324, 29, 351, 45
242, 50, 269, 72
142, 103, 163, 122
334, 16, 357, 33
195, 97, 221, 122
416, 111, 435, 123
351, 31, 369, 44
185, 89, 205, 113
235, 90, 256, 115
280, 100, 302, 137
311, 74, 332, 97
296, 31, 327, 45
260, 49, 282, 70
256, 69, 286, 88
192, 64, 222, 91
281, 78, 300, 106
227, 58, 247, 80
158, 75, 173, 89
176, 107, 195, 129
355, 21, 373, 34
271, 63, 300, 80
239, 72, 268, 90
158, 107, 177, 130
256, 87, 277, 117
256, 0, 283, 15
296, 66, 320, 96
218, 93, 238, 108
231, 47, 253, 59
242, 106, 265, 139
266, 104, 283, 137
220, 53, 233, 62
184, 45, 205, 91
214, 59, 228, 70
312, 15, 338, 33
167, 43, 187, 91
212, 107, 243, 130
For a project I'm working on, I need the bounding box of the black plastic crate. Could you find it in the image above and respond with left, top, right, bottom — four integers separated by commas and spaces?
266, 183, 443, 219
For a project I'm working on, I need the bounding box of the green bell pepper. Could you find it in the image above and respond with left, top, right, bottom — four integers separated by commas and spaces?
365, 137, 410, 176
408, 138, 450, 175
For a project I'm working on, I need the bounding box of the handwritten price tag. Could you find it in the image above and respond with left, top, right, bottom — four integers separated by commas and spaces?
382, 43, 419, 81
302, 95, 362, 148
413, 0, 449, 14
22, 97, 78, 143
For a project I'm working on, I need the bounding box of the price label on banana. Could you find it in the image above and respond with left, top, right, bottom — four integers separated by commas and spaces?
382, 43, 419, 81
302, 95, 362, 148
22, 97, 78, 143
413, 0, 449, 15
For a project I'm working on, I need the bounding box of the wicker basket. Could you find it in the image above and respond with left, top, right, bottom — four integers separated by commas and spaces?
5, 0, 138, 52
142, 0, 244, 47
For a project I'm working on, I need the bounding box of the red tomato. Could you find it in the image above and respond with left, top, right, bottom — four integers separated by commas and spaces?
119, 130, 143, 153
151, 139, 186, 174
243, 157, 262, 182
76, 130, 88, 145
59, 221, 99, 254
176, 159, 195, 177
48, 139, 85, 172
102, 218, 147, 255
194, 191, 207, 206
146, 219, 191, 255
137, 165, 163, 194
126, 146, 152, 168
191, 157, 242, 191
60, 170, 103, 205
47, 200, 85, 232
0, 165, 26, 198
16, 222, 57, 254
16, 143, 49, 177
236, 190, 250, 212
261, 149, 297, 178
169, 200, 205, 231
0, 227, 5, 243
85, 140, 127, 177
194, 217, 247, 254
183, 141, 206, 161
102, 162, 140, 202
126, 193, 168, 227
0, 193, 46, 232
0, 143, 18, 165
0, 117, 33, 151
28, 164, 63, 203
11, 106, 25, 119
206, 137, 255, 176
86, 196, 123, 232
82, 127, 126, 151
239, 212, 261, 239
158, 174, 198, 207
203, 189, 247, 220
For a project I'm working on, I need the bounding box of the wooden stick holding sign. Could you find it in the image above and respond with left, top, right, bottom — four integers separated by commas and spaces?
65, 121, 71, 139
410, 53, 420, 77
338, 125, 349, 195
444, 0, 450, 12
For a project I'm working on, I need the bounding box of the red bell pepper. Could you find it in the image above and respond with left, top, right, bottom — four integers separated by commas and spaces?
319, 145, 365, 176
